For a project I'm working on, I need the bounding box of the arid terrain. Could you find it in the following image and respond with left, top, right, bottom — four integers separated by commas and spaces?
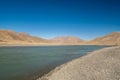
50, 36, 85, 45
38, 46, 120, 80
0, 29, 49, 45
87, 32, 120, 45
0, 29, 120, 45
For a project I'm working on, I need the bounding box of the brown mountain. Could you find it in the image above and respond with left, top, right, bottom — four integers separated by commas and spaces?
0, 29, 49, 45
0, 29, 120, 45
51, 36, 85, 44
87, 32, 120, 45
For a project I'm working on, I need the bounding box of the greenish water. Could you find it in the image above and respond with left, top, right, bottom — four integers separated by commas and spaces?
0, 45, 108, 80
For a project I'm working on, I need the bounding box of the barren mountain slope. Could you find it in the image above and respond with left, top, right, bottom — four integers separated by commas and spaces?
87, 32, 120, 45
0, 29, 49, 45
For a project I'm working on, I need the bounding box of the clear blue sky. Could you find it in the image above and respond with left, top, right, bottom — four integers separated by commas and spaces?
0, 0, 120, 40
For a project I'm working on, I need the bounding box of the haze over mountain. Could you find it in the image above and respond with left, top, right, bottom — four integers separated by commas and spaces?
0, 29, 120, 45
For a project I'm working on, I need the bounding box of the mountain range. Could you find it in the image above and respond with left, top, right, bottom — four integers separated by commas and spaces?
87, 32, 120, 45
0, 29, 49, 45
0, 29, 120, 45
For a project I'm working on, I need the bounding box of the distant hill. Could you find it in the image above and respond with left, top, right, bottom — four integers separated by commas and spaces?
0, 29, 120, 45
0, 29, 49, 45
87, 32, 120, 45
51, 36, 85, 44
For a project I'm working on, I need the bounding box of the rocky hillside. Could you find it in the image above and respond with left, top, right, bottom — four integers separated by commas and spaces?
51, 36, 85, 44
0, 29, 49, 45
0, 29, 120, 45
87, 32, 120, 45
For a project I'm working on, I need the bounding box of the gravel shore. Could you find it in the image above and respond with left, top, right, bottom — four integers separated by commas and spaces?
37, 46, 120, 80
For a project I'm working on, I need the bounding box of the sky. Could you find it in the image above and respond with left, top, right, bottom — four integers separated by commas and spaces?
0, 0, 120, 40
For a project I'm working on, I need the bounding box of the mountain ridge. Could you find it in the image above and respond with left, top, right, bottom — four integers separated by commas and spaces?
87, 32, 120, 45
0, 29, 49, 45
51, 36, 85, 44
0, 29, 120, 45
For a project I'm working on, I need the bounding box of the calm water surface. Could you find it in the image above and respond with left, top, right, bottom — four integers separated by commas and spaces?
0, 45, 108, 80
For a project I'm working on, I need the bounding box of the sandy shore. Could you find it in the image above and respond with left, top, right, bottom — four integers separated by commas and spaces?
37, 46, 120, 80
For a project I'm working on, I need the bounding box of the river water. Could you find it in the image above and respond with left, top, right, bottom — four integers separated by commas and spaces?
0, 45, 108, 80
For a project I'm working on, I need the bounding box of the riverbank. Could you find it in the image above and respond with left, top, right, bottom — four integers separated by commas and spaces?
38, 46, 120, 80
0, 45, 107, 80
